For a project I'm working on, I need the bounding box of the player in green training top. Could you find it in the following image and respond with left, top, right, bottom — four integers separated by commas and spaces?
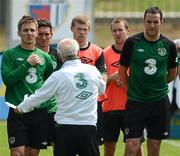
36, 18, 63, 147
119, 7, 178, 156
1, 16, 54, 156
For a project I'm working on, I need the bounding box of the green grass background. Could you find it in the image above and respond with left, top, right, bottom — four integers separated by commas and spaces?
1, 121, 180, 156
95, 0, 180, 12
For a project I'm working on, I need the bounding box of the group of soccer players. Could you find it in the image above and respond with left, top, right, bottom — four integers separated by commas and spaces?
1, 6, 179, 156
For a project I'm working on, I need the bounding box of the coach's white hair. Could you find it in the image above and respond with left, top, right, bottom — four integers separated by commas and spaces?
174, 39, 180, 46
57, 38, 79, 60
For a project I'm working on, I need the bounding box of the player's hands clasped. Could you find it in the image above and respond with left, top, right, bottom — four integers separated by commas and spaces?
27, 53, 41, 66
109, 72, 124, 87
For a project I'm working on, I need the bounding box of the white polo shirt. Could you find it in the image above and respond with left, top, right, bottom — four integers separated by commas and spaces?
18, 59, 106, 126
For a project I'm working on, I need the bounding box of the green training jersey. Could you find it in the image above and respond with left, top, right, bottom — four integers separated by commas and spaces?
1, 45, 55, 110
120, 32, 178, 103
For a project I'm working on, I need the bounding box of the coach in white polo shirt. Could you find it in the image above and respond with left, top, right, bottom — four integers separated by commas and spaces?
15, 38, 106, 156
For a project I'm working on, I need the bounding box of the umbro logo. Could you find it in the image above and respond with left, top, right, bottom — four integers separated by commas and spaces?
124, 128, 129, 135
17, 58, 24, 61
76, 91, 92, 100
111, 61, 119, 68
163, 132, 169, 136
80, 57, 93, 64
137, 49, 144, 52
42, 141, 48, 145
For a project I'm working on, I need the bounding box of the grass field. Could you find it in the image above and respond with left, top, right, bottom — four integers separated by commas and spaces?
95, 0, 180, 12
0, 121, 180, 156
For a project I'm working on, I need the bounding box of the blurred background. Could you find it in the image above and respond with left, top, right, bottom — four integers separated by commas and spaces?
94, 0, 180, 47
0, 1, 180, 155
0, 0, 180, 51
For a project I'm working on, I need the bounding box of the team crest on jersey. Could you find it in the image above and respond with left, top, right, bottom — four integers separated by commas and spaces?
39, 58, 44, 65
111, 61, 119, 68
9, 137, 15, 145
158, 48, 166, 56
52, 61, 57, 70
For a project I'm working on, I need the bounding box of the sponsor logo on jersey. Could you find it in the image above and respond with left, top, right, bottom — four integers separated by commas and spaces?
26, 68, 38, 84
137, 49, 144, 52
74, 73, 87, 89
144, 58, 157, 75
158, 48, 166, 56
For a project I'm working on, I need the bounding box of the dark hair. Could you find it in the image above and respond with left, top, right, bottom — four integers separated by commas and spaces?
18, 15, 38, 31
110, 16, 129, 30
144, 6, 163, 20
37, 18, 52, 29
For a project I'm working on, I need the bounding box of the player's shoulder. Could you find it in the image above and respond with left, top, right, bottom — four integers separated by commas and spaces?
36, 48, 51, 58
103, 45, 112, 52
124, 32, 147, 48
160, 34, 175, 45
2, 45, 21, 56
88, 42, 102, 51
49, 46, 58, 55
128, 32, 144, 41
84, 62, 99, 72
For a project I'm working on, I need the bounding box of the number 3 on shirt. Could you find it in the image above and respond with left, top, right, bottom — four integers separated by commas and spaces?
74, 73, 87, 89
25, 67, 38, 84
144, 58, 157, 75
